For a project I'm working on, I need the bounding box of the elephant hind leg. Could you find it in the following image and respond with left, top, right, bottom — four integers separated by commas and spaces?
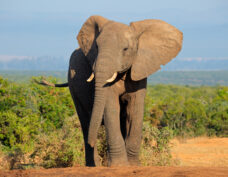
120, 98, 127, 140
76, 106, 101, 166
70, 92, 100, 166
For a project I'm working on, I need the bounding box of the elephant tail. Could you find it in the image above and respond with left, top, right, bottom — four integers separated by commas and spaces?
34, 79, 69, 87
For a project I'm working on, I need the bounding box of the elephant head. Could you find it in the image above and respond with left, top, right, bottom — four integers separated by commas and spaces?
77, 15, 183, 147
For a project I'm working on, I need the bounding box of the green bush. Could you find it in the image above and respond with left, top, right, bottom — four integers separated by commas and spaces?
140, 122, 173, 166
30, 114, 84, 168
0, 111, 40, 150
144, 85, 228, 137
0, 76, 77, 168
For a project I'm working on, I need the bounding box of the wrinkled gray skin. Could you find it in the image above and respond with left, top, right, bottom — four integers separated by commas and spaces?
52, 15, 182, 166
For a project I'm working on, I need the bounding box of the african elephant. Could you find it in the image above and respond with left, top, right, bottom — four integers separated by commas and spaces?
42, 15, 183, 166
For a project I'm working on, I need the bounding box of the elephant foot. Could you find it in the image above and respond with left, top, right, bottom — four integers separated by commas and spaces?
94, 150, 101, 166
108, 156, 129, 167
109, 159, 129, 167
128, 157, 140, 166
86, 161, 96, 167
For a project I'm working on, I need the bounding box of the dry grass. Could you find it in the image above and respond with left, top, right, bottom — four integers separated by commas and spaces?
171, 137, 228, 167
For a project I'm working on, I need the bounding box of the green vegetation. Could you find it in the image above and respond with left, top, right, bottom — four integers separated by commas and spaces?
0, 76, 227, 169
145, 85, 228, 137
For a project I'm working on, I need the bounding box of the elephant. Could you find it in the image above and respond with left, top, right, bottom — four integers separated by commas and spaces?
41, 15, 183, 166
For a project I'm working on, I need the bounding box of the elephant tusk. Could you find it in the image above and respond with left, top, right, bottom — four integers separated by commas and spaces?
87, 72, 95, 82
106, 72, 118, 83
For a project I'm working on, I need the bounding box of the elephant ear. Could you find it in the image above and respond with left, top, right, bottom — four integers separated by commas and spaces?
130, 19, 183, 81
77, 16, 109, 66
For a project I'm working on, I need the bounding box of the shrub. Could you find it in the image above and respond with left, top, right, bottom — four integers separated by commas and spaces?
144, 85, 228, 137
30, 114, 84, 168
140, 122, 173, 166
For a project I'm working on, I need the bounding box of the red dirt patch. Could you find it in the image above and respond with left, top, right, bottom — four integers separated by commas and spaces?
1, 166, 228, 177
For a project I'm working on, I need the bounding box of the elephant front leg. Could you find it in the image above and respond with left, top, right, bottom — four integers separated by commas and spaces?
104, 92, 129, 166
125, 90, 146, 166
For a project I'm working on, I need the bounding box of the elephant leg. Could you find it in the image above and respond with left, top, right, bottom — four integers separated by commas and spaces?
84, 139, 100, 166
120, 98, 127, 139
104, 92, 128, 166
70, 92, 100, 166
125, 90, 146, 166
76, 104, 101, 166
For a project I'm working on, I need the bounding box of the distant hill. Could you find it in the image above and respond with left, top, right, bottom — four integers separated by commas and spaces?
148, 71, 228, 86
0, 56, 69, 71
0, 70, 227, 86
0, 56, 228, 71
163, 57, 228, 71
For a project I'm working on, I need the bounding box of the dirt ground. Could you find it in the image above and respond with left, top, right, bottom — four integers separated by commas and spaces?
171, 137, 228, 167
1, 137, 228, 177
1, 166, 228, 177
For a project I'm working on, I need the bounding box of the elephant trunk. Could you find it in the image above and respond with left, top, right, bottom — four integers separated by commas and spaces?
88, 51, 116, 147
88, 80, 106, 147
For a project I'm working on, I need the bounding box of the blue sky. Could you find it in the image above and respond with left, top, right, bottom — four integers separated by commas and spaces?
0, 0, 228, 58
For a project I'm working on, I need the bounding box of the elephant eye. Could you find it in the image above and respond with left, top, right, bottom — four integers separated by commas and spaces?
123, 47, 128, 51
